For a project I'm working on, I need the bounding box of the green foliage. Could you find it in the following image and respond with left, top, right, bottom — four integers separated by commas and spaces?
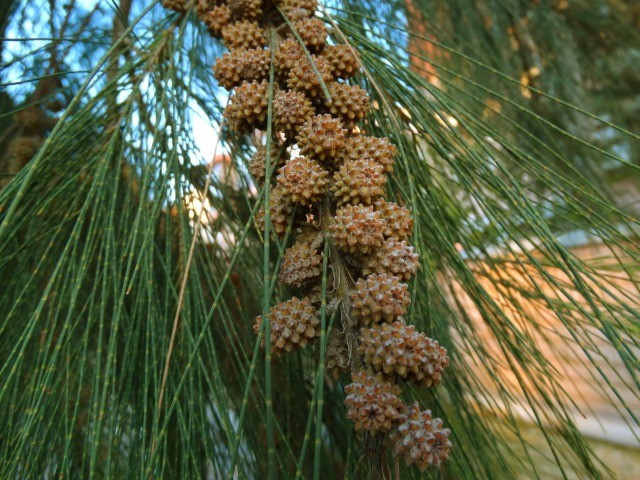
1, 1, 639, 479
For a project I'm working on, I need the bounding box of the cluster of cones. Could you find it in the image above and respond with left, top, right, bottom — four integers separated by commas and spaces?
163, 0, 451, 470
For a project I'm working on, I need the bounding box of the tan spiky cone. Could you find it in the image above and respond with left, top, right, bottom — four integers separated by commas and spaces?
213, 48, 270, 90
362, 238, 419, 280
279, 235, 323, 288
328, 204, 384, 255
390, 404, 452, 469
222, 21, 267, 50
325, 330, 350, 378
201, 5, 232, 36
374, 198, 414, 240
276, 156, 329, 205
330, 158, 386, 207
341, 135, 397, 173
349, 274, 410, 325
274, 38, 305, 78
223, 80, 269, 131
279, 0, 318, 18
248, 146, 285, 184
320, 82, 370, 124
254, 296, 320, 354
227, 0, 263, 20
344, 370, 406, 432
358, 320, 449, 386
212, 49, 245, 90
287, 55, 333, 99
321, 44, 360, 79
273, 89, 315, 139
162, 0, 187, 12
196, 0, 215, 16
291, 18, 327, 52
255, 184, 296, 236
296, 114, 346, 164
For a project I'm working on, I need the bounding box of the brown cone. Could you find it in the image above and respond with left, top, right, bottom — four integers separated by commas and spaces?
321, 44, 360, 79
358, 320, 449, 386
362, 238, 419, 280
223, 80, 269, 132
254, 297, 320, 354
390, 404, 452, 469
326, 330, 350, 378
321, 82, 369, 124
374, 198, 413, 239
341, 135, 397, 173
202, 5, 232, 36
276, 156, 329, 205
350, 274, 410, 325
280, 0, 318, 18
287, 55, 333, 99
273, 89, 315, 138
344, 370, 406, 433
279, 235, 323, 287
222, 21, 267, 50
330, 158, 386, 207
292, 17, 327, 52
256, 184, 295, 236
274, 38, 305, 79
296, 114, 346, 164
227, 0, 262, 20
162, 0, 186, 12
329, 204, 384, 255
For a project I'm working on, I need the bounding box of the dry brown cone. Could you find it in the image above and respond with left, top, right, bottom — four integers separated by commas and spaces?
358, 320, 450, 387
222, 21, 267, 50
279, 236, 322, 287
296, 114, 346, 164
223, 80, 269, 132
248, 146, 285, 184
273, 89, 315, 139
238, 48, 271, 82
202, 5, 232, 36
329, 204, 384, 255
321, 44, 360, 79
253, 296, 320, 355
280, 0, 318, 18
163, 0, 187, 12
276, 156, 329, 205
213, 49, 270, 91
256, 184, 295, 236
227, 0, 262, 20
274, 38, 305, 79
196, 0, 214, 16
341, 136, 397, 173
350, 274, 410, 325
374, 198, 413, 240
344, 370, 406, 433
362, 238, 419, 280
325, 330, 350, 378
249, 146, 267, 183
390, 404, 452, 469
320, 82, 369, 124
330, 158, 386, 207
292, 18, 327, 52
213, 49, 244, 90
287, 55, 333, 99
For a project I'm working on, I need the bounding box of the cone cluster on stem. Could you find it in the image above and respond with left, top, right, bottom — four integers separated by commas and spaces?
163, 0, 452, 470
